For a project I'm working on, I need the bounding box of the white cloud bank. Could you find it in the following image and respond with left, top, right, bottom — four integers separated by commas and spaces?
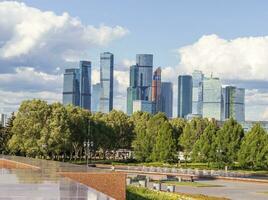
178, 34, 268, 81
0, 1, 129, 72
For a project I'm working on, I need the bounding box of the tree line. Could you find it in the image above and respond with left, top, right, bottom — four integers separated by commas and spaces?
0, 99, 268, 170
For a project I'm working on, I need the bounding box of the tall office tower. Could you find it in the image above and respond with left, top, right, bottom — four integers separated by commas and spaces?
63, 68, 80, 106
127, 65, 139, 115
192, 70, 204, 116
203, 77, 222, 120
79, 61, 91, 110
178, 75, 192, 118
0, 113, 7, 127
152, 67, 162, 113
99, 52, 114, 113
132, 100, 154, 114
92, 83, 101, 112
222, 86, 245, 122
136, 54, 153, 101
161, 82, 173, 118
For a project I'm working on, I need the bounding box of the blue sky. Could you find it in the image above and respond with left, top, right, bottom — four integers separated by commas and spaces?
1, 0, 268, 120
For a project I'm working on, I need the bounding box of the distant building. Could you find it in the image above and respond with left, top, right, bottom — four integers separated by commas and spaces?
192, 70, 204, 116
99, 52, 114, 113
136, 54, 153, 101
133, 100, 154, 114
222, 86, 245, 122
63, 61, 91, 110
92, 83, 101, 112
152, 67, 162, 113
127, 65, 139, 115
127, 54, 153, 115
178, 75, 192, 118
161, 82, 173, 118
203, 77, 222, 120
240, 121, 268, 132
0, 113, 7, 127
63, 68, 80, 107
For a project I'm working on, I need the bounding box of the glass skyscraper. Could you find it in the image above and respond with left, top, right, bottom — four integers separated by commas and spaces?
222, 86, 245, 122
178, 75, 192, 118
99, 52, 114, 113
192, 70, 204, 116
127, 54, 153, 115
63, 61, 91, 111
136, 54, 153, 101
133, 100, 154, 114
203, 77, 222, 120
79, 61, 91, 110
152, 67, 161, 113
161, 82, 173, 118
92, 83, 101, 112
63, 68, 80, 107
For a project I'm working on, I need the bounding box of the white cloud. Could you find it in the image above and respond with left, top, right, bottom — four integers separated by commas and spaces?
0, 1, 129, 72
178, 34, 268, 80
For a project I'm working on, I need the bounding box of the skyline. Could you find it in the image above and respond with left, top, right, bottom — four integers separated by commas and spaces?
1, 1, 268, 120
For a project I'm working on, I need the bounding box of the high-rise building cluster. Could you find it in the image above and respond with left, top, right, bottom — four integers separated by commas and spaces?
127, 54, 173, 118
62, 52, 244, 122
63, 52, 114, 113
178, 71, 245, 122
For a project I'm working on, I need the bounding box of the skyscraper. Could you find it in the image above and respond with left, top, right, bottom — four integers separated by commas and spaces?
79, 61, 91, 110
178, 75, 192, 118
127, 65, 139, 115
127, 54, 153, 115
161, 82, 173, 118
0, 113, 7, 127
203, 77, 222, 120
133, 100, 154, 114
136, 54, 153, 101
192, 70, 204, 116
152, 67, 161, 113
99, 52, 114, 113
222, 86, 245, 122
63, 68, 80, 107
92, 83, 101, 112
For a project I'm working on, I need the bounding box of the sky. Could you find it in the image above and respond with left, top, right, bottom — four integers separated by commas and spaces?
1, 0, 268, 120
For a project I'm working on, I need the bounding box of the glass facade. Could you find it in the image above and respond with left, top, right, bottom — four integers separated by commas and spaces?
99, 52, 114, 113
203, 77, 222, 120
192, 70, 204, 116
152, 67, 162, 113
161, 82, 173, 118
136, 54, 153, 101
222, 86, 245, 122
133, 100, 153, 114
80, 61, 91, 110
178, 75, 192, 118
92, 83, 101, 112
63, 68, 80, 107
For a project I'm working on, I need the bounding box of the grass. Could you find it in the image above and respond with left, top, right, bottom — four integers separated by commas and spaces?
126, 185, 229, 200
153, 180, 223, 188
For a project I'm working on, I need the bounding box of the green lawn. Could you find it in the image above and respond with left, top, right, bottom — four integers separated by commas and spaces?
126, 185, 229, 200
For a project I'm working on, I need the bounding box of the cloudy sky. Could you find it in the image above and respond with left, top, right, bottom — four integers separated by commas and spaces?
1, 0, 268, 120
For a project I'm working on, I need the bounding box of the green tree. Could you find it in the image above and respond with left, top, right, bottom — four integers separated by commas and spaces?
192, 121, 218, 165
151, 121, 176, 162
215, 118, 244, 168
238, 123, 268, 169
169, 118, 186, 151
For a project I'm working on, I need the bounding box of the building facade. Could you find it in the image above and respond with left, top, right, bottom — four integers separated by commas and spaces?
222, 86, 245, 122
63, 61, 91, 110
192, 70, 204, 116
161, 82, 173, 118
136, 54, 153, 101
178, 75, 192, 118
63, 68, 80, 107
203, 77, 222, 120
99, 52, 114, 113
79, 61, 91, 110
0, 114, 7, 127
152, 67, 162, 113
92, 83, 101, 112
132, 100, 154, 114
127, 65, 139, 115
